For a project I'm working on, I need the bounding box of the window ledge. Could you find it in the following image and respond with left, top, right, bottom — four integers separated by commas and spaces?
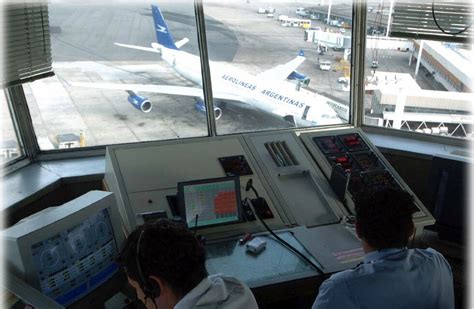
363, 127, 472, 162
2, 132, 471, 216
363, 129, 472, 161
2, 156, 105, 215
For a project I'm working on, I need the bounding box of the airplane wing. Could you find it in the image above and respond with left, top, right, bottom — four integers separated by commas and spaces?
271, 109, 297, 126
114, 38, 189, 54
257, 51, 306, 81
68, 81, 243, 102
114, 43, 161, 53
175, 38, 189, 49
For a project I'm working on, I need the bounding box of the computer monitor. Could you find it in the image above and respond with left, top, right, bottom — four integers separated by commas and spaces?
177, 176, 242, 229
2, 191, 125, 307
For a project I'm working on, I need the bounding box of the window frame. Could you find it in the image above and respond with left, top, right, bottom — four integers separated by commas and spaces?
2, 86, 31, 174
2, 0, 470, 175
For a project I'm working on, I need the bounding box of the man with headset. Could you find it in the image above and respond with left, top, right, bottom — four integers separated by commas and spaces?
116, 219, 258, 309
312, 188, 454, 309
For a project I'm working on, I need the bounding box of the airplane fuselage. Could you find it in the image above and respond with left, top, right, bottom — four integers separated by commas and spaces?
162, 48, 341, 126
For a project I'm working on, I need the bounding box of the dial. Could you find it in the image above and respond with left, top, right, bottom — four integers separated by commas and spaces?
40, 247, 60, 268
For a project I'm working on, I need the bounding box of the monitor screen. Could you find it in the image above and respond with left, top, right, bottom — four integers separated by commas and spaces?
177, 176, 242, 229
2, 191, 125, 307
31, 208, 118, 305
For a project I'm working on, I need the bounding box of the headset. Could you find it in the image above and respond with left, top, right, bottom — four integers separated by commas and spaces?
136, 228, 161, 306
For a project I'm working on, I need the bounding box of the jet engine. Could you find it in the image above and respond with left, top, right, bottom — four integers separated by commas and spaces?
194, 98, 223, 120
126, 90, 152, 113
287, 71, 310, 86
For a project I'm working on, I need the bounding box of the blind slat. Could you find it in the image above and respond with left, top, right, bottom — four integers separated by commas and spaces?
2, 2, 54, 87
389, 1, 472, 42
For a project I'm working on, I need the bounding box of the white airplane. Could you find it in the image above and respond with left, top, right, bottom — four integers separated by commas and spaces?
70, 4, 343, 127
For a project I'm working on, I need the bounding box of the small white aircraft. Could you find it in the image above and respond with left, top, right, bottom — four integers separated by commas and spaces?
70, 4, 343, 127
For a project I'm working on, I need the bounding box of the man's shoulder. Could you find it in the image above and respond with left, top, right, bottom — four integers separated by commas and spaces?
410, 248, 449, 262
206, 275, 258, 309
208, 274, 251, 295
325, 266, 361, 284
412, 248, 452, 270
417, 247, 445, 258
208, 274, 245, 286
325, 248, 451, 282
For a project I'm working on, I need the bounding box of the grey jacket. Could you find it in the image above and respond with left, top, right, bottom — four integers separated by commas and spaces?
174, 275, 258, 309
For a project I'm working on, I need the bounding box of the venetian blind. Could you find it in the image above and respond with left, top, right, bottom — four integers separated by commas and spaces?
3, 2, 54, 88
390, 1, 472, 43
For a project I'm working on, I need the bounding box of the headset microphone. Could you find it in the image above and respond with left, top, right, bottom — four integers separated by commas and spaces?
245, 179, 260, 198
245, 179, 253, 192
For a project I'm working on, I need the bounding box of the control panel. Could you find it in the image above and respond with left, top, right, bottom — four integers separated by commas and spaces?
104, 136, 290, 238
299, 128, 434, 229
103, 128, 433, 280
243, 131, 346, 227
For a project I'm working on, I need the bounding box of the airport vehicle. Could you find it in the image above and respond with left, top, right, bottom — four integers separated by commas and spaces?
300, 20, 312, 29
337, 76, 349, 84
281, 17, 311, 28
319, 61, 331, 71
258, 7, 274, 14
295, 8, 308, 17
266, 7, 275, 13
70, 5, 342, 127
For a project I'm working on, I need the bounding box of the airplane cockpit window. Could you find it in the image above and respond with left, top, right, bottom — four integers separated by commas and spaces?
23, 1, 209, 150
302, 105, 311, 120
203, 1, 352, 134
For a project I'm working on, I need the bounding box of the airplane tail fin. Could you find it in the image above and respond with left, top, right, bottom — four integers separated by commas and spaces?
151, 5, 179, 50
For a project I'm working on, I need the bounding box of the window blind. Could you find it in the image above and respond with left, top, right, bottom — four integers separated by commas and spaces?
390, 0, 473, 43
3, 2, 54, 88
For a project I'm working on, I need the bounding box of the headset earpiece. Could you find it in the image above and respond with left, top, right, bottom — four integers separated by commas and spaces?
141, 277, 160, 299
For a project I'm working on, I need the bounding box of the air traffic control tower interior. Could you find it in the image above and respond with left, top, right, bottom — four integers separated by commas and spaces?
1, 1, 472, 309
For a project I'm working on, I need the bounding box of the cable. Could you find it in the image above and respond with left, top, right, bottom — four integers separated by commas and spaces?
136, 229, 159, 309
245, 179, 324, 274
432, 0, 472, 35
193, 214, 199, 236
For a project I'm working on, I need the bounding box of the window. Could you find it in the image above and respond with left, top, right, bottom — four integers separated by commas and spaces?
203, 1, 351, 135
363, 2, 473, 139
13, 1, 357, 155
25, 2, 208, 151
1, 91, 23, 164
10, 0, 471, 163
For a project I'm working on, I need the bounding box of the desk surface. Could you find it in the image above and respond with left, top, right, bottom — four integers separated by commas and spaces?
206, 231, 320, 288
4, 226, 361, 308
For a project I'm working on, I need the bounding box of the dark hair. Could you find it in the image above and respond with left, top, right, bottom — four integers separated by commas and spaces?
355, 188, 417, 249
116, 219, 208, 297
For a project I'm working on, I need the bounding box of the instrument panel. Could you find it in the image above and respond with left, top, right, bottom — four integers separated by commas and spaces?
299, 128, 434, 226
